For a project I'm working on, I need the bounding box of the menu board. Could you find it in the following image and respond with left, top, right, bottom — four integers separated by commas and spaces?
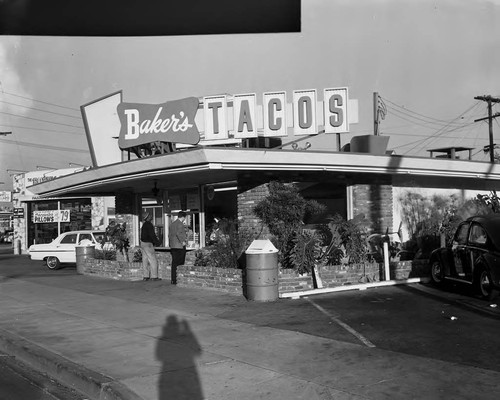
186, 191, 200, 210
32, 210, 71, 223
169, 195, 181, 211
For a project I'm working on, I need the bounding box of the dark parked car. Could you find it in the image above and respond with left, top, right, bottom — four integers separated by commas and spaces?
429, 215, 500, 299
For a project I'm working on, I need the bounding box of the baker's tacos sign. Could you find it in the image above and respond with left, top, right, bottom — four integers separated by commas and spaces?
117, 97, 200, 149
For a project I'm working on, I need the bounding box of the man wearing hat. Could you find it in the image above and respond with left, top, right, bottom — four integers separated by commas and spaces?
168, 211, 187, 284
140, 212, 161, 281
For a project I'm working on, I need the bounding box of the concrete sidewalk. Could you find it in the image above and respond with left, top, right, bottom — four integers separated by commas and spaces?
0, 273, 499, 400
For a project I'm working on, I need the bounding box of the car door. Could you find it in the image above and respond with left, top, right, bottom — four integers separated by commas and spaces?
451, 222, 469, 278
465, 222, 488, 282
57, 233, 79, 263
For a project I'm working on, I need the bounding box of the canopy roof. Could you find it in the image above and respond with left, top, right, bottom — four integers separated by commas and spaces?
27, 147, 500, 198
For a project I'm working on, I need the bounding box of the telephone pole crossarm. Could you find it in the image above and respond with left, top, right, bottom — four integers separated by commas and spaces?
474, 112, 500, 123
474, 95, 500, 103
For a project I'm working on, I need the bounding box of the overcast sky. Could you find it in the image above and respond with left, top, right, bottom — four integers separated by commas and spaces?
1, 0, 500, 195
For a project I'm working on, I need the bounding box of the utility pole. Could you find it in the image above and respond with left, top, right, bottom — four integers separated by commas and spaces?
474, 95, 500, 163
373, 92, 386, 136
373, 92, 380, 136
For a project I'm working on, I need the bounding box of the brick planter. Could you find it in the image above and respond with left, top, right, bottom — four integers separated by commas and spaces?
78, 252, 431, 296
177, 265, 243, 294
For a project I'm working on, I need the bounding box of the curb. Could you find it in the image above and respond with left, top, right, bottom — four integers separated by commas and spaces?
280, 277, 430, 299
0, 328, 143, 400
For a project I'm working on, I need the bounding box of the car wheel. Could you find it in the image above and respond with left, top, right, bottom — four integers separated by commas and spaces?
46, 256, 61, 270
475, 267, 496, 300
430, 260, 443, 284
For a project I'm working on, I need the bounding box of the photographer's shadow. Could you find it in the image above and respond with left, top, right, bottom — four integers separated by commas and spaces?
156, 315, 204, 400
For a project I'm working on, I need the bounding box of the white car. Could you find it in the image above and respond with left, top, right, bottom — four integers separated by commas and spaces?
28, 230, 105, 270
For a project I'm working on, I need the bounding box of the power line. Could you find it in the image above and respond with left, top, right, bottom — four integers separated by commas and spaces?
0, 111, 84, 129
0, 90, 80, 112
385, 104, 467, 128
381, 96, 476, 125
402, 103, 480, 155
386, 107, 469, 131
0, 100, 82, 119
0, 138, 88, 153
0, 123, 84, 136
384, 129, 482, 140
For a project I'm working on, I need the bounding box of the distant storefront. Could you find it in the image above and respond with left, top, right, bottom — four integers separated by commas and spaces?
12, 169, 114, 253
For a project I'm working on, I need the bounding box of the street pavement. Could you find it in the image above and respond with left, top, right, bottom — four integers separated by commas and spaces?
1, 255, 500, 399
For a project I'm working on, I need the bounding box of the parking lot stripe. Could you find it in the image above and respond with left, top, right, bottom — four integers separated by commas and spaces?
306, 297, 376, 348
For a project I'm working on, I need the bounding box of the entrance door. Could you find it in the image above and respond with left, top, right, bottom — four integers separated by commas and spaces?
141, 198, 164, 246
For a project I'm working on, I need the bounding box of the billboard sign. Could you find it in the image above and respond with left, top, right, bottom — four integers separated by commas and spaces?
118, 97, 200, 149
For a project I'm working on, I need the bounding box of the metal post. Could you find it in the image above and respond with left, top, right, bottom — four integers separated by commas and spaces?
383, 241, 390, 281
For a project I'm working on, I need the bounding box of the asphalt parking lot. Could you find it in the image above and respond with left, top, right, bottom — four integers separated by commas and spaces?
217, 282, 500, 372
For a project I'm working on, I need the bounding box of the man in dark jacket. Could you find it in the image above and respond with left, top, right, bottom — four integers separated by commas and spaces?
141, 212, 161, 281
168, 211, 187, 284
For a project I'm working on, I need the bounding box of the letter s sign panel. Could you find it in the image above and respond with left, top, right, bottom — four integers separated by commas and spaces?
324, 87, 349, 134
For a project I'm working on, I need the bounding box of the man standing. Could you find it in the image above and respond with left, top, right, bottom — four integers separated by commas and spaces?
168, 211, 187, 285
141, 212, 161, 281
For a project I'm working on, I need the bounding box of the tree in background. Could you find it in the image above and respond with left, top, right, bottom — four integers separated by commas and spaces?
399, 190, 500, 254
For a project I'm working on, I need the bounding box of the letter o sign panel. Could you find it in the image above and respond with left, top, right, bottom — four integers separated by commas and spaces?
293, 89, 317, 136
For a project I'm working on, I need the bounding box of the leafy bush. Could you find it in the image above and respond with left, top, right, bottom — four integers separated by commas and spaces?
101, 221, 130, 261
131, 247, 142, 262
318, 214, 369, 265
194, 219, 254, 269
94, 248, 117, 260
289, 230, 322, 274
253, 181, 325, 269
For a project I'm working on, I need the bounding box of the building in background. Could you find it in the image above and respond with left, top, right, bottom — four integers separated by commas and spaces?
11, 168, 115, 254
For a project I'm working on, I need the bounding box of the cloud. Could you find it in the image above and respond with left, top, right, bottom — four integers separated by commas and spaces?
0, 37, 33, 115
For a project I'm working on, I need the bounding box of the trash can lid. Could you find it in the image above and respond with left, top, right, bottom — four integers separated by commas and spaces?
246, 239, 278, 254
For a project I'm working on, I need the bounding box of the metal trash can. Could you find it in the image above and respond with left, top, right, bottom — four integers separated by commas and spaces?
245, 240, 279, 301
75, 245, 95, 274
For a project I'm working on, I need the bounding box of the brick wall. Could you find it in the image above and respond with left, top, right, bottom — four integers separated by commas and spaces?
318, 263, 382, 286
352, 181, 393, 233
177, 265, 243, 294
278, 269, 314, 293
395, 259, 430, 279
237, 176, 270, 238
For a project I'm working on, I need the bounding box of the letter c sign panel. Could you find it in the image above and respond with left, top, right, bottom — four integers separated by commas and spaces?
263, 91, 287, 137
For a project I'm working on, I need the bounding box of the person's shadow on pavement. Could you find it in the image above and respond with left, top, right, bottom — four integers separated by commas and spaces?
156, 314, 203, 400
